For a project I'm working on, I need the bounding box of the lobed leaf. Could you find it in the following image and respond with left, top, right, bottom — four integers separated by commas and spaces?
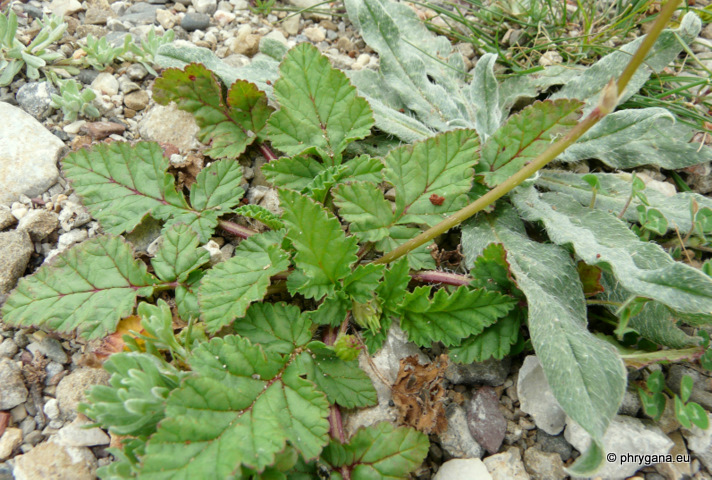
150, 224, 210, 283
384, 129, 480, 226
512, 187, 712, 315
267, 43, 374, 163
62, 142, 190, 235
333, 182, 394, 242
1, 235, 157, 339
476, 99, 582, 187
233, 303, 312, 355
280, 190, 359, 300
449, 312, 522, 364
139, 336, 330, 478
234, 204, 285, 230
342, 264, 386, 304
462, 206, 626, 476
340, 154, 384, 184
198, 231, 290, 333
153, 63, 272, 159
321, 422, 429, 480
375, 226, 436, 271
399, 286, 514, 348
189, 158, 245, 212
262, 155, 325, 190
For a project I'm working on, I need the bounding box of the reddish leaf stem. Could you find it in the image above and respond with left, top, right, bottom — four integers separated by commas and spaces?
259, 143, 278, 161
410, 270, 471, 286
217, 219, 257, 238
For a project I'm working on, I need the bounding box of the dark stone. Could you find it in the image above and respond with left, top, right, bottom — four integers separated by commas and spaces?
536, 430, 573, 462
120, 3, 162, 25
466, 386, 507, 455
445, 357, 511, 386
181, 13, 211, 32
15, 82, 58, 120
78, 69, 101, 85
52, 129, 70, 142
105, 31, 136, 48
22, 5, 44, 20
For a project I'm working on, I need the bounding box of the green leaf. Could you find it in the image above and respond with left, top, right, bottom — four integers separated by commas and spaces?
151, 224, 210, 283
680, 375, 694, 403
384, 129, 480, 226
462, 206, 626, 477
297, 345, 377, 409
333, 182, 394, 242
469, 243, 519, 295
450, 312, 522, 364
375, 226, 436, 270
647, 370, 665, 393
262, 155, 325, 190
139, 336, 330, 477
321, 422, 429, 480
153, 64, 272, 159
62, 142, 190, 235
476, 99, 582, 187
375, 258, 410, 318
302, 164, 349, 203
686, 402, 710, 430
340, 154, 384, 184
2, 235, 157, 339
267, 43, 374, 163
189, 159, 245, 211
198, 231, 290, 333
343, 264, 386, 304
469, 53, 501, 141
280, 189, 359, 300
557, 108, 712, 169
536, 170, 712, 234
234, 204, 285, 230
512, 187, 712, 315
176, 270, 203, 321
400, 286, 514, 348
233, 303, 312, 354
82, 352, 186, 438
639, 389, 665, 420
306, 292, 350, 327
674, 395, 692, 429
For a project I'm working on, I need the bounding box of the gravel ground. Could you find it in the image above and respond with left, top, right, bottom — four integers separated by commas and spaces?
1, 0, 712, 479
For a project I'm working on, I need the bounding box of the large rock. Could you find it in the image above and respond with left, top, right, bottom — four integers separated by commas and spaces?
0, 103, 65, 206
16, 82, 58, 120
682, 412, 712, 472
12, 440, 96, 480
56, 367, 111, 420
517, 356, 565, 435
138, 104, 200, 152
0, 230, 33, 294
0, 358, 29, 410
565, 415, 673, 480
433, 458, 492, 480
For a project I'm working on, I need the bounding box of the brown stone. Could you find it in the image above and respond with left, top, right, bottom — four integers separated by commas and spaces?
80, 121, 126, 140
123, 90, 150, 111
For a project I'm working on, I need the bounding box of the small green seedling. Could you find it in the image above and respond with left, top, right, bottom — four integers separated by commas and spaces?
639, 371, 710, 430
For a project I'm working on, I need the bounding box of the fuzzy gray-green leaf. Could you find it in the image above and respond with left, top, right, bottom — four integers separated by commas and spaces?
469, 53, 501, 141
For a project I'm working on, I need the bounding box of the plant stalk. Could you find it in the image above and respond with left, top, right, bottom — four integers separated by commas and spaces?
410, 270, 471, 286
374, 0, 682, 266
217, 219, 257, 238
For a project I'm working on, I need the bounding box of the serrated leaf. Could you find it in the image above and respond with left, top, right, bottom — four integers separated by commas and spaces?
305, 292, 350, 327
297, 346, 377, 409
536, 170, 712, 234
476, 99, 582, 187
158, 209, 220, 244
262, 155, 325, 190
2, 235, 157, 339
189, 159, 245, 211
557, 108, 712, 169
375, 258, 410, 317
469, 243, 519, 295
303, 164, 349, 203
198, 231, 290, 333
82, 352, 186, 437
512, 187, 712, 315
400, 286, 514, 348
375, 226, 436, 270
153, 64, 272, 159
340, 154, 384, 184
450, 312, 522, 364
280, 190, 359, 300
151, 224, 210, 283
469, 53, 501, 141
321, 422, 429, 480
462, 206, 626, 476
176, 270, 203, 321
139, 336, 330, 477
384, 129, 480, 226
333, 182, 395, 242
267, 43, 374, 163
234, 204, 285, 230
343, 264, 386, 304
233, 303, 312, 354
62, 142, 190, 235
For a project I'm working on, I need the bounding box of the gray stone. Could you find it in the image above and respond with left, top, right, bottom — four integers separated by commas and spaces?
45, 362, 65, 384
58, 202, 91, 232
85, 5, 114, 25
0, 339, 18, 359
682, 412, 712, 472
123, 216, 163, 254
120, 3, 161, 24
434, 458, 493, 480
565, 415, 674, 480
445, 357, 510, 386
523, 447, 566, 480
483, 447, 530, 480
23, 5, 45, 20
467, 386, 507, 455
535, 430, 572, 462
138, 104, 200, 151
16, 82, 58, 120
517, 356, 565, 435
23, 431, 44, 447
17, 210, 59, 241
77, 69, 100, 85
0, 463, 12, 480
0, 206, 15, 230
126, 63, 148, 81
193, 0, 217, 14
27, 338, 68, 364
91, 72, 120, 96
666, 364, 712, 411
440, 403, 484, 459
182, 12, 211, 31
44, 399, 61, 421
12, 441, 96, 480
55, 416, 110, 447
0, 103, 64, 206
19, 417, 36, 437
0, 428, 22, 460
0, 230, 33, 294
0, 358, 29, 410
618, 389, 642, 416
49, 0, 84, 18
57, 229, 88, 250
56, 368, 111, 420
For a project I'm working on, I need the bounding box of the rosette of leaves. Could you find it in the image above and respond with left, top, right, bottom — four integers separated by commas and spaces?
0, 11, 69, 86
50, 78, 100, 121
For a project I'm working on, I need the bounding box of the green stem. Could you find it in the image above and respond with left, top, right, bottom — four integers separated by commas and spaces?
374, 0, 682, 266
